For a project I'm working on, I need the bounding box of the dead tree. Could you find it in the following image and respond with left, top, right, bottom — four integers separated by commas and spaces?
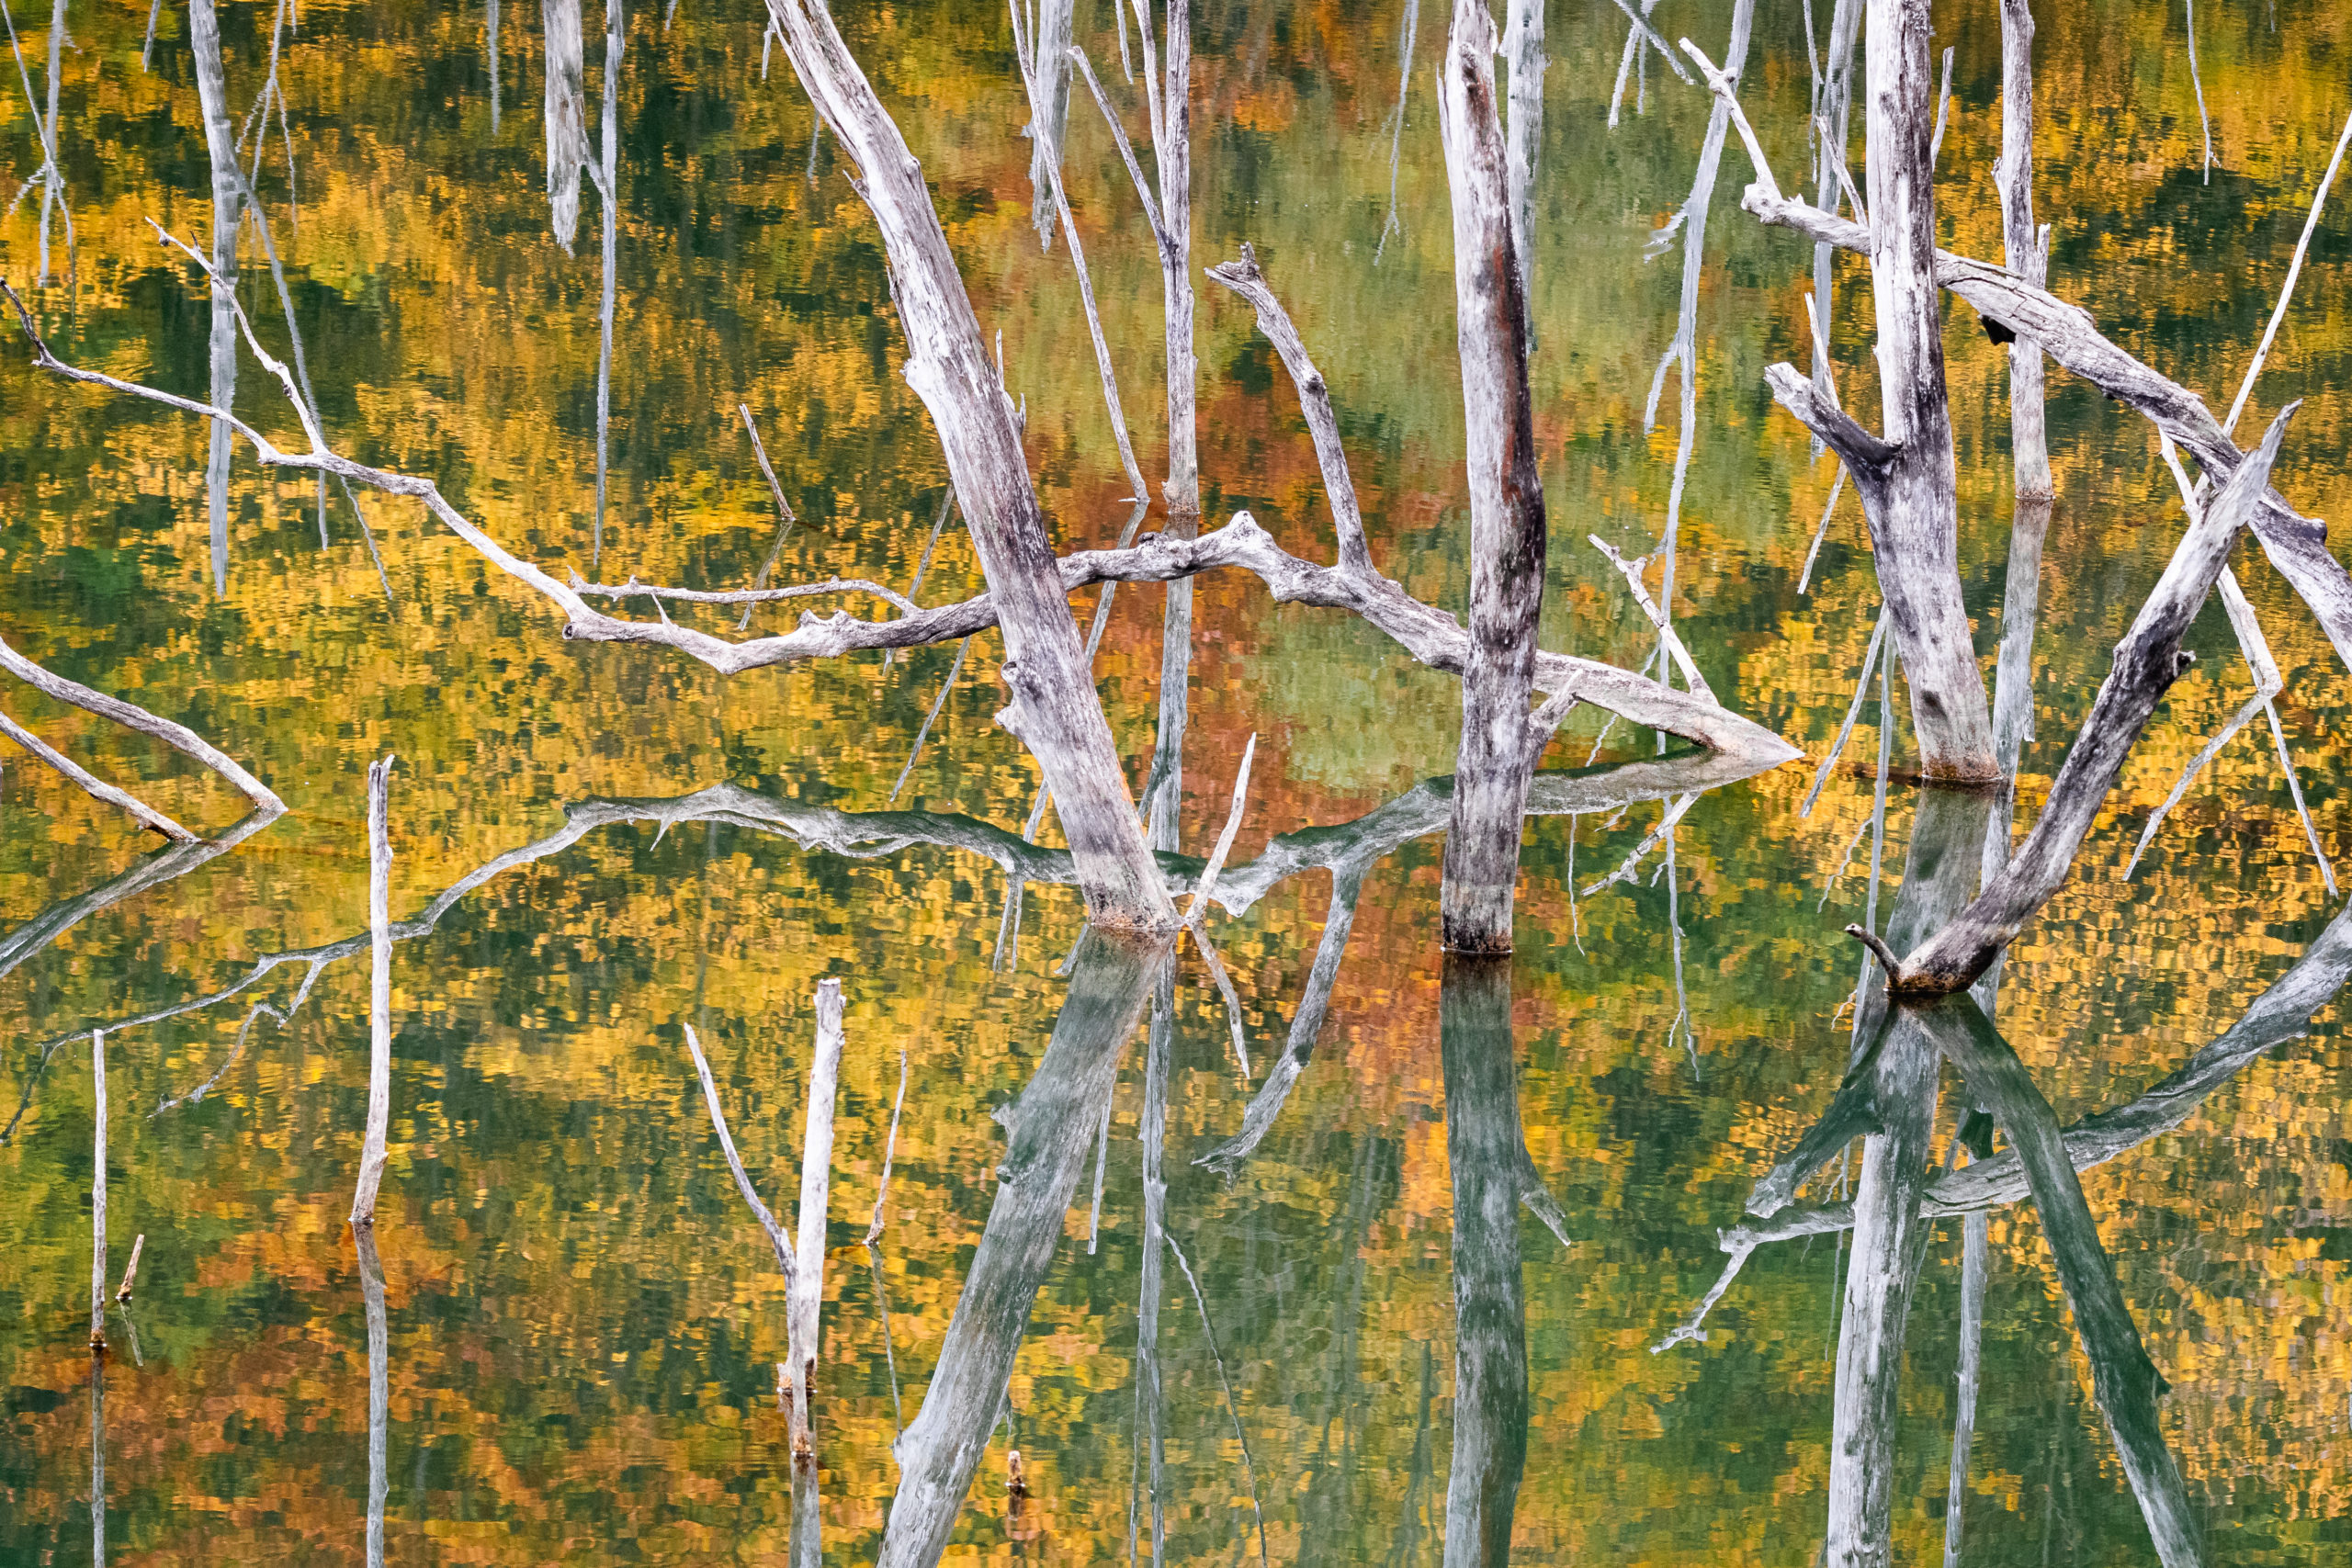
188, 0, 244, 597
1851, 407, 2297, 997
1439, 955, 1532, 1567
880, 929, 1167, 1567
1434, 0, 1553, 954
1995, 0, 2052, 500
349, 757, 395, 1227
744, 5, 1192, 928
1713, 0, 2000, 782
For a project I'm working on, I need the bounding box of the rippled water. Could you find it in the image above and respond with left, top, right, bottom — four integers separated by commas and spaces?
5, 0, 2352, 1562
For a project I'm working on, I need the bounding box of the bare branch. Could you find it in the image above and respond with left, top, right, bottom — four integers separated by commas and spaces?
684, 1021, 800, 1294
1204, 244, 1373, 574
0, 709, 198, 842
1588, 536, 1714, 704
0, 626, 284, 823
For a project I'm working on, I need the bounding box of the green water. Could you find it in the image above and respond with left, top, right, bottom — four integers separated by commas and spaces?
4, 0, 2352, 1562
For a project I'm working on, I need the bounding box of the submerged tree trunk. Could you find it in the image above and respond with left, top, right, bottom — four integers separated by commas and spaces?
1918, 998, 2204, 1567
1440, 954, 1530, 1568
1859, 0, 1997, 782
543, 0, 588, 251
189, 0, 243, 599
763, 0, 1176, 931
879, 929, 1167, 1567
1436, 0, 1548, 954
1024, 0, 1076, 250
1996, 0, 2053, 500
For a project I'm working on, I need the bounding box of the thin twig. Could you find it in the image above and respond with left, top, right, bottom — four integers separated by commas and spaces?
890, 635, 972, 804
863, 1043, 908, 1245
683, 1021, 800, 1292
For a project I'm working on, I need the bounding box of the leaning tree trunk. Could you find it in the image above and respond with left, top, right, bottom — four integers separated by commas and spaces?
1436, 0, 1548, 955
1996, 0, 2052, 501
763, 0, 1176, 931
1860, 0, 1997, 782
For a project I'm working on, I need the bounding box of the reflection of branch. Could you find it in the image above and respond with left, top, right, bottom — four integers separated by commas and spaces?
0, 630, 286, 826
1917, 998, 2201, 1567
3, 281, 1795, 762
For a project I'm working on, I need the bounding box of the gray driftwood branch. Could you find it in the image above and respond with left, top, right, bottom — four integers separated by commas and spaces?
3, 280, 1794, 772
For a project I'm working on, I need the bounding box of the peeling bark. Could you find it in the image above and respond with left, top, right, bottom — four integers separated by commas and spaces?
1436, 0, 1549, 953
1855, 0, 1996, 783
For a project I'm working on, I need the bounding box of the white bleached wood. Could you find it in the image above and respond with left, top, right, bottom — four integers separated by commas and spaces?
348, 757, 395, 1227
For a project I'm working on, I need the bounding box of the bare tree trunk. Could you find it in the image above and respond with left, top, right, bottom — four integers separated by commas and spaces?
593, 0, 622, 567
1025, 0, 1076, 249
1811, 0, 1862, 441
189, 0, 243, 599
1436, 0, 1547, 954
544, 0, 588, 251
1877, 406, 2296, 996
1439, 954, 1529, 1568
89, 1027, 107, 1351
1859, 0, 1996, 782
1156, 0, 1198, 524
1499, 0, 1543, 316
350, 757, 394, 1226
786, 976, 842, 1460
879, 929, 1167, 1568
1996, 0, 2052, 499
763, 0, 1176, 932
1136, 0, 1201, 851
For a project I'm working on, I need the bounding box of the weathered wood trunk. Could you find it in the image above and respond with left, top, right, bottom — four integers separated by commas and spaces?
1499, 0, 1543, 314
350, 758, 394, 1226
1156, 0, 1200, 525
1810, 0, 1863, 436
1436, 0, 1548, 954
878, 929, 1166, 1568
1860, 0, 1997, 782
1440, 954, 1531, 1568
89, 1028, 107, 1352
1996, 0, 2052, 500
189, 0, 243, 599
763, 0, 1176, 931
1891, 406, 2296, 994
1142, 0, 1201, 852
785, 978, 842, 1459
542, 0, 588, 251
1024, 0, 1076, 249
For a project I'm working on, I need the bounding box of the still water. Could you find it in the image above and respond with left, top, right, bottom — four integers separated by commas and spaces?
5, 0, 2352, 1561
